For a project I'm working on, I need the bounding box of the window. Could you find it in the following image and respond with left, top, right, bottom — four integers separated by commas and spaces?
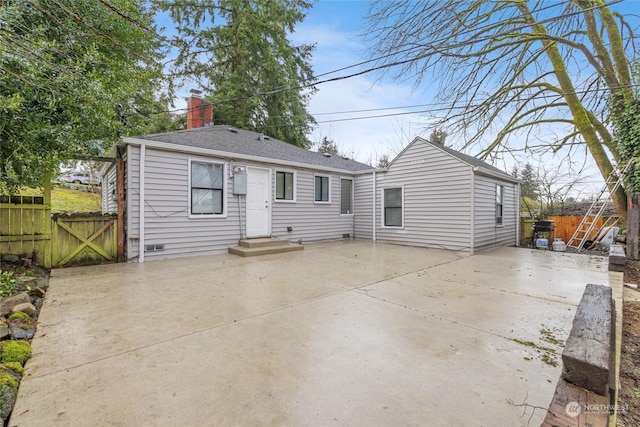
315, 175, 330, 202
190, 161, 224, 215
384, 187, 403, 227
496, 185, 504, 225
276, 171, 295, 201
340, 178, 353, 215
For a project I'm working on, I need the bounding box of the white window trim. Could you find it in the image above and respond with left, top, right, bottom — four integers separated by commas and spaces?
381, 185, 404, 229
188, 157, 228, 219
339, 176, 354, 216
496, 184, 504, 227
314, 174, 332, 204
274, 169, 297, 203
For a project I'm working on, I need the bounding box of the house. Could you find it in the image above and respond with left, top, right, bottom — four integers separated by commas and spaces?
101, 98, 519, 262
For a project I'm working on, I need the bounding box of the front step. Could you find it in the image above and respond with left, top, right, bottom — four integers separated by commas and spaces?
238, 237, 289, 248
228, 237, 303, 257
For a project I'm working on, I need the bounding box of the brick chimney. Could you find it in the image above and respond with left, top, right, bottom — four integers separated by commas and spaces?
187, 89, 213, 129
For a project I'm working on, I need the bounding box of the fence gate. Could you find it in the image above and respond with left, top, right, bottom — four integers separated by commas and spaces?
51, 214, 118, 267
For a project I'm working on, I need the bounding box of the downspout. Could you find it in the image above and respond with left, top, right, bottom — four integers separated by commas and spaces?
116, 146, 125, 262
372, 171, 377, 242
470, 169, 475, 255
139, 144, 146, 263
515, 183, 520, 247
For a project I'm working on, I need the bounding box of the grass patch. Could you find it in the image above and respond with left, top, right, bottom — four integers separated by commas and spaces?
19, 187, 101, 212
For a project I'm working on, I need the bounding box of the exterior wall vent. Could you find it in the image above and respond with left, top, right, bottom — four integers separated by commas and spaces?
145, 244, 165, 252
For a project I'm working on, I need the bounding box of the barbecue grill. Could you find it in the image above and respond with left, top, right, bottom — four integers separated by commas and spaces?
532, 220, 555, 249
533, 220, 555, 233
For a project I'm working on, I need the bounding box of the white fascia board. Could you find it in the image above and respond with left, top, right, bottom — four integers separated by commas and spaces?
124, 137, 372, 176
472, 166, 521, 184
354, 168, 384, 175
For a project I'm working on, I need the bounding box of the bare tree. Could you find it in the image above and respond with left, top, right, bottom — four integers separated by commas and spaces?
536, 163, 589, 217
364, 1, 637, 220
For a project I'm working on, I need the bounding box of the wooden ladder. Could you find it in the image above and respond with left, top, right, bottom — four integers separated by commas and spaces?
566, 161, 631, 252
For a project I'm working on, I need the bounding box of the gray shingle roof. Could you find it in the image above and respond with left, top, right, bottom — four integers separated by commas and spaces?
134, 125, 373, 172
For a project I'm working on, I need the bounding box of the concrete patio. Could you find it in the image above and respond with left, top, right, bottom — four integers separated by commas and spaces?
9, 241, 614, 426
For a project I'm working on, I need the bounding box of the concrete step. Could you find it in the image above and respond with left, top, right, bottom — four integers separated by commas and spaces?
228, 243, 303, 257
239, 237, 289, 248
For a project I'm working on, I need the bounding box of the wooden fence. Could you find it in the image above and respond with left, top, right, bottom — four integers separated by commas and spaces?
0, 195, 52, 267
547, 215, 607, 243
51, 214, 117, 266
1, 180, 118, 267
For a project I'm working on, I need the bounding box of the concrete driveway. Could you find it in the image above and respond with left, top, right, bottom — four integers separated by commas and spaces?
10, 241, 612, 426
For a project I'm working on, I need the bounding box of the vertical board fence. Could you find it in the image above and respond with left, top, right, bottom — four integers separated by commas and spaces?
2, 203, 118, 268
0, 195, 52, 268
547, 215, 607, 243
2, 173, 119, 268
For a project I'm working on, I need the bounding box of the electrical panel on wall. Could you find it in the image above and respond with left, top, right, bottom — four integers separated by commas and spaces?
233, 173, 247, 195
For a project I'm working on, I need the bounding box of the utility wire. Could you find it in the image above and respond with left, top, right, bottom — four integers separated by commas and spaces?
193, 0, 624, 106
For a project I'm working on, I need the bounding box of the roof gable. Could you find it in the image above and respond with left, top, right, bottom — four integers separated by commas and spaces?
130, 125, 373, 173
389, 137, 517, 182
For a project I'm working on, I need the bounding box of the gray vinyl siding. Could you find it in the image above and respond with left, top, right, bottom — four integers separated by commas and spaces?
473, 175, 518, 250
271, 169, 354, 243
101, 165, 118, 214
353, 174, 373, 240
141, 149, 240, 261
375, 140, 473, 252
126, 145, 140, 260
124, 146, 358, 261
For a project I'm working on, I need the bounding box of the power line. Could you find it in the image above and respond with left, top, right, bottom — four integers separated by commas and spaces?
197, 0, 625, 107
313, 0, 574, 80
149, 82, 640, 128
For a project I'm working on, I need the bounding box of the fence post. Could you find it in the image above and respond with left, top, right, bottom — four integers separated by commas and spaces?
42, 171, 52, 268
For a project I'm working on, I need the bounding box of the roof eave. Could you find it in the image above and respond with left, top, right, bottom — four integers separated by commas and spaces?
472, 166, 521, 183
123, 137, 370, 175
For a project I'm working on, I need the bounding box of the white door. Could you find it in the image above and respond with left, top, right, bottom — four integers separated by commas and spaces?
246, 167, 271, 238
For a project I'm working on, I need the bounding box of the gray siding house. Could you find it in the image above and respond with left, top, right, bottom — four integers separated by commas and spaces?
355, 137, 520, 253
102, 127, 519, 262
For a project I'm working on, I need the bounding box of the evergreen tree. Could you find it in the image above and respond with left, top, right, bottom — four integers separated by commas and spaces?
159, 0, 316, 148
519, 163, 539, 200
317, 137, 339, 155
427, 128, 447, 146
376, 154, 391, 169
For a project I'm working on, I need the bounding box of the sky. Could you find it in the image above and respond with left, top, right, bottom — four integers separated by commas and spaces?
292, 1, 431, 164
168, 0, 639, 199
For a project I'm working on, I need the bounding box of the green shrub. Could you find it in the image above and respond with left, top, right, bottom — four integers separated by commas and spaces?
0, 341, 32, 364
0, 271, 17, 296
